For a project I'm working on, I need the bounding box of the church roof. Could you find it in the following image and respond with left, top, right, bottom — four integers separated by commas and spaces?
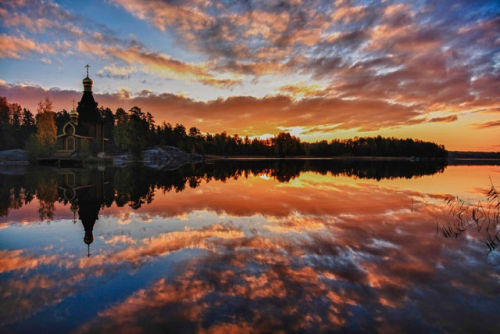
77, 66, 101, 125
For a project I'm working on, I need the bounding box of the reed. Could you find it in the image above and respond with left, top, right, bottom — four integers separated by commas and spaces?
438, 179, 499, 253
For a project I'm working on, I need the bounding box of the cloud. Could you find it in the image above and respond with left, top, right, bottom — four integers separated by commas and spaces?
0, 34, 54, 59
475, 120, 500, 129
111, 0, 214, 33
278, 83, 327, 98
0, 0, 71, 33
97, 64, 136, 79
429, 115, 458, 123
1, 0, 499, 148
107, 0, 500, 116
0, 82, 423, 136
1, 0, 239, 88
331, 5, 367, 23
76, 41, 240, 87
40, 57, 52, 64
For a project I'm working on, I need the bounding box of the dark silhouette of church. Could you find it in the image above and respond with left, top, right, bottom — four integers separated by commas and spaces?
56, 65, 107, 157
59, 169, 107, 257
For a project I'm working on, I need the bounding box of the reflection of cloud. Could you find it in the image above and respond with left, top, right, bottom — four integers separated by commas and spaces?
75, 191, 499, 333
0, 271, 85, 326
2, 170, 499, 332
116, 212, 132, 225
0, 249, 56, 274
104, 235, 136, 245
78, 224, 244, 269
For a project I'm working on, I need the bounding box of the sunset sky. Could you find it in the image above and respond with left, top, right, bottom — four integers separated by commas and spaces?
0, 0, 498, 151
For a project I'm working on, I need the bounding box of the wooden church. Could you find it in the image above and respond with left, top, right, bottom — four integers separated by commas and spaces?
56, 65, 107, 157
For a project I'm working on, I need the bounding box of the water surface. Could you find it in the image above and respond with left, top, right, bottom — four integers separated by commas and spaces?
1, 160, 499, 333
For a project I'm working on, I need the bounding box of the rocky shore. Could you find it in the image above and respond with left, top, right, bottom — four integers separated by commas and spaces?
0, 149, 29, 166
113, 146, 203, 169
0, 146, 203, 170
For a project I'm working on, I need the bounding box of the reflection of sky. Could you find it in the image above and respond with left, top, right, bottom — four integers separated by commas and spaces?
1, 166, 499, 333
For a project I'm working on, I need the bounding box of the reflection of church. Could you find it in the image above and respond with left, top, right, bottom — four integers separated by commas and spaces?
58, 169, 108, 256
56, 65, 107, 157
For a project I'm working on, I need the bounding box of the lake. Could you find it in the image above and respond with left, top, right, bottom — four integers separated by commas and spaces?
1, 160, 499, 333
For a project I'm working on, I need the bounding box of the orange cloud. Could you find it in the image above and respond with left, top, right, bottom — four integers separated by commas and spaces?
0, 82, 421, 136
475, 120, 500, 129
279, 83, 327, 98
77, 224, 244, 269
0, 249, 56, 274
331, 5, 367, 23
429, 115, 458, 123
0, 34, 54, 59
111, 0, 214, 32
76, 41, 239, 87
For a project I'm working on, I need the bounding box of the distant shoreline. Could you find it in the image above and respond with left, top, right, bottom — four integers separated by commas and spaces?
205, 155, 431, 161
205, 155, 500, 165
2, 149, 500, 168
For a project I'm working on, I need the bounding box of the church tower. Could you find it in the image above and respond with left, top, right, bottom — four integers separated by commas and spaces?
55, 65, 108, 157
76, 65, 104, 152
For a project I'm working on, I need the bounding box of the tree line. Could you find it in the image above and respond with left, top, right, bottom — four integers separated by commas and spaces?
0, 96, 448, 158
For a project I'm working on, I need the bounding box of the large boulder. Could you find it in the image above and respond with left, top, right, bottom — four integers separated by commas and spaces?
143, 146, 203, 169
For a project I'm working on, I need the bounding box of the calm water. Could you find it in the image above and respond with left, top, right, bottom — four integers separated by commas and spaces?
1, 160, 499, 333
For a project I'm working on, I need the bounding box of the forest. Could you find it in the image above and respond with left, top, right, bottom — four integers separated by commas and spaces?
0, 96, 448, 158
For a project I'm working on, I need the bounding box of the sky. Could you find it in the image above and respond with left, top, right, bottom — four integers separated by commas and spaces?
0, 0, 499, 151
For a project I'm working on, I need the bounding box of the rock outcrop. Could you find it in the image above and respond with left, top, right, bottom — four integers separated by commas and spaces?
0, 147, 203, 170
110, 146, 203, 169
143, 146, 203, 169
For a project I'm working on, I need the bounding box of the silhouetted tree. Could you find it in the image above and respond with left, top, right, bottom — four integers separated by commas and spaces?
113, 107, 128, 152
26, 98, 57, 158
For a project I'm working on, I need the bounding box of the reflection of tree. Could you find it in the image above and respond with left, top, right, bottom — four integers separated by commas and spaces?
0, 183, 33, 217
198, 159, 447, 182
438, 182, 500, 253
112, 166, 155, 209
36, 177, 58, 221
1, 160, 448, 218
188, 176, 200, 189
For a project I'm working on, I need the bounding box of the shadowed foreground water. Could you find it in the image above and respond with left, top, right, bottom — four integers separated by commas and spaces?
1, 160, 499, 333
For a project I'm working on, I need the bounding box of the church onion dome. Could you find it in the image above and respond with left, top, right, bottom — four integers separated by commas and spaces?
82, 76, 93, 85
84, 231, 94, 245
83, 65, 93, 92
69, 102, 79, 124
83, 76, 93, 92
